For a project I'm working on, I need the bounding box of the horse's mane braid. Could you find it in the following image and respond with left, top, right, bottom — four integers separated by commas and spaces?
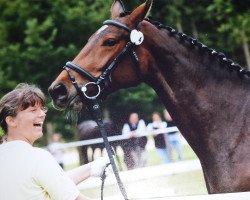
145, 17, 250, 78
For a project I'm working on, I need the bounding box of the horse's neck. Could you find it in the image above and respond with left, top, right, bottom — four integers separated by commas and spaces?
144, 26, 250, 160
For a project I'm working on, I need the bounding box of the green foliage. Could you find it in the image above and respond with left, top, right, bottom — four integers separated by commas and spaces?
207, 0, 250, 39
0, 127, 4, 137
105, 83, 164, 124
207, 0, 250, 62
0, 0, 113, 141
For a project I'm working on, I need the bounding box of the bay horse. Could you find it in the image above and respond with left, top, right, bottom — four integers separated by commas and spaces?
48, 0, 250, 194
78, 120, 122, 167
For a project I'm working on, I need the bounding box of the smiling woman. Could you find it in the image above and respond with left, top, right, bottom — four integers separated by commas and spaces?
0, 83, 112, 200
0, 83, 47, 144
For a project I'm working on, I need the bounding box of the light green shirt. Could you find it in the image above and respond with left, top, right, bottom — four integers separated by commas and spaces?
0, 140, 79, 200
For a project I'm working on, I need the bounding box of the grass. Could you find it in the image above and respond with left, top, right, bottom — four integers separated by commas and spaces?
64, 142, 206, 198
112, 140, 199, 171
77, 143, 206, 199
64, 142, 199, 171
146, 144, 198, 167
81, 170, 207, 199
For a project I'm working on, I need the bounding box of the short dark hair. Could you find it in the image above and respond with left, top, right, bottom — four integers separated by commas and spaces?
0, 83, 46, 133
152, 112, 161, 117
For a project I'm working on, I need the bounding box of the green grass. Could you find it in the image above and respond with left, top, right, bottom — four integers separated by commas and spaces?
81, 170, 207, 199
63, 144, 205, 198
78, 145, 205, 199
62, 136, 204, 198
112, 143, 199, 171
64, 143, 198, 171
146, 144, 198, 167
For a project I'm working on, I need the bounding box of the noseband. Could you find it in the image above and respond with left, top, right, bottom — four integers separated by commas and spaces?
64, 19, 144, 101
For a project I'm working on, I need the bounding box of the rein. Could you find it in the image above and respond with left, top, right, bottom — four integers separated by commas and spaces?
64, 19, 144, 200
93, 103, 128, 200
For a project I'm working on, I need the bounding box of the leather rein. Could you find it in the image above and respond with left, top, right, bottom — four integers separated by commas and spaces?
63, 19, 144, 200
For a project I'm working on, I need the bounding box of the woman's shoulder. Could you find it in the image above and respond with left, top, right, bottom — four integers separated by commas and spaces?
31, 147, 57, 164
33, 146, 53, 157
161, 121, 168, 126
32, 147, 62, 169
138, 119, 146, 125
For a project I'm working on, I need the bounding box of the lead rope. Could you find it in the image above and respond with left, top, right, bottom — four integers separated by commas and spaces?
87, 99, 129, 200
100, 163, 111, 200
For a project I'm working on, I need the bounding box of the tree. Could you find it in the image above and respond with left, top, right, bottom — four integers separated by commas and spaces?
103, 83, 163, 126
0, 0, 112, 141
207, 0, 250, 69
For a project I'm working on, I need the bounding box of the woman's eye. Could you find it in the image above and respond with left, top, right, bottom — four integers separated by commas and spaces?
42, 106, 48, 113
103, 39, 118, 46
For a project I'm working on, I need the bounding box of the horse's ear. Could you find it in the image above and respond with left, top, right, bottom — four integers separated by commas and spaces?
129, 0, 153, 25
111, 0, 126, 19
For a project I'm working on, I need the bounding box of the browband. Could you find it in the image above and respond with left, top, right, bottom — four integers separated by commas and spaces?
103, 20, 131, 33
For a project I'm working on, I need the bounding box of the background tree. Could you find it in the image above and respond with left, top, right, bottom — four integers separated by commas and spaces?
0, 0, 113, 142
207, 0, 250, 69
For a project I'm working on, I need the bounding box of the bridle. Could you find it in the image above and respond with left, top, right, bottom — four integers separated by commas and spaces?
64, 19, 143, 101
63, 19, 144, 200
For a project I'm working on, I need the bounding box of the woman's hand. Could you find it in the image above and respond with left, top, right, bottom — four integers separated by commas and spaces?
90, 157, 111, 177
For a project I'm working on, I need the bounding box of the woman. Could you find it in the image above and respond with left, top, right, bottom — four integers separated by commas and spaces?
121, 112, 147, 169
147, 112, 170, 163
0, 83, 109, 200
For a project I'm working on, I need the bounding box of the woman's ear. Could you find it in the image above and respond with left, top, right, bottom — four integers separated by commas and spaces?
111, 0, 126, 19
5, 116, 17, 128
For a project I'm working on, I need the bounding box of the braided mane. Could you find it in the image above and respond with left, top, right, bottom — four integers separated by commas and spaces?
120, 12, 250, 78
146, 17, 250, 78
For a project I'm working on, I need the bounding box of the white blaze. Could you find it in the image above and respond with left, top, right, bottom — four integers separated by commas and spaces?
96, 25, 108, 35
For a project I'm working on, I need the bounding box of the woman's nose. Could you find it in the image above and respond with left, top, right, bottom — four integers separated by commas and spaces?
39, 107, 47, 117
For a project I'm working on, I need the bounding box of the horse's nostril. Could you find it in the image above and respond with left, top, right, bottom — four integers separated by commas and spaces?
48, 83, 68, 101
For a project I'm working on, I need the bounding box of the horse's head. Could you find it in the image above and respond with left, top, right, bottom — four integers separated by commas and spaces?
48, 0, 153, 111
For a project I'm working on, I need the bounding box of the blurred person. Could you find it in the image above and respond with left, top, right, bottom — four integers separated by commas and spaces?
0, 83, 110, 200
122, 112, 147, 169
47, 132, 65, 169
164, 109, 183, 161
147, 112, 170, 163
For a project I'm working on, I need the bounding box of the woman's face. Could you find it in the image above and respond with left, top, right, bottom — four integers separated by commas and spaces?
12, 103, 47, 144
152, 113, 161, 122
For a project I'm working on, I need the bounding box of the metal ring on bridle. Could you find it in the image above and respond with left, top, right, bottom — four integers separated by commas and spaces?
81, 82, 101, 99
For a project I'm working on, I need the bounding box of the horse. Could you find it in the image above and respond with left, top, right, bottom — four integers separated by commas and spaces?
78, 120, 104, 164
48, 0, 250, 194
77, 119, 123, 168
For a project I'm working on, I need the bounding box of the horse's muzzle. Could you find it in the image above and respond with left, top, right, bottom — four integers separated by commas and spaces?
48, 83, 69, 107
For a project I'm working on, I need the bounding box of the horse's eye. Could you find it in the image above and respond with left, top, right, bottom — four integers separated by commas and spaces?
103, 39, 118, 46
